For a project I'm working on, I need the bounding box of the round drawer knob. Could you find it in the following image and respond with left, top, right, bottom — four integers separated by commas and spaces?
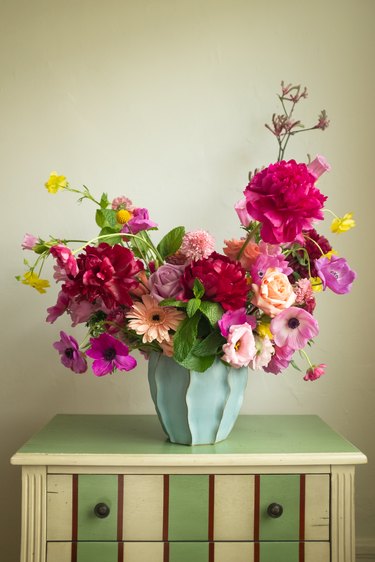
267, 502, 283, 518
94, 502, 110, 518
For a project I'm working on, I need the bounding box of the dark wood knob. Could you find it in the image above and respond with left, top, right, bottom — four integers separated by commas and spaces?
267, 502, 283, 518
94, 502, 110, 518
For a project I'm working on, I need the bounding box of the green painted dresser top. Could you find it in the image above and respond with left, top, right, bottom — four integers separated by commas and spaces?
14, 414, 363, 457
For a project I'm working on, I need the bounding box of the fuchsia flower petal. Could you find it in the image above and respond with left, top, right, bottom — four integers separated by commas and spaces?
86, 333, 137, 376
219, 308, 256, 337
53, 331, 87, 374
304, 363, 326, 381
270, 307, 319, 350
315, 255, 356, 294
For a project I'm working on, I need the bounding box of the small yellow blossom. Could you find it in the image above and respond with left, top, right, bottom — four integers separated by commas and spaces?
257, 322, 273, 339
22, 271, 50, 294
331, 212, 355, 234
309, 276, 324, 293
116, 209, 133, 224
44, 171, 68, 194
323, 249, 337, 259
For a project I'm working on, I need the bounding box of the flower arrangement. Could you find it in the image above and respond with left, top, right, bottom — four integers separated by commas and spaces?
19, 82, 356, 382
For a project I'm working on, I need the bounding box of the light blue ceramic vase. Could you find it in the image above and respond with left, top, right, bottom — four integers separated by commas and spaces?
147, 352, 248, 445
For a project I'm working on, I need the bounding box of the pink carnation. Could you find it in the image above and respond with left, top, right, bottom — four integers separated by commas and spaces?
244, 160, 327, 244
180, 230, 215, 261
294, 278, 316, 314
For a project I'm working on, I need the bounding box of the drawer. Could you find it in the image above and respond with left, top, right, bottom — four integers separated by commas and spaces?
47, 541, 331, 562
47, 473, 330, 542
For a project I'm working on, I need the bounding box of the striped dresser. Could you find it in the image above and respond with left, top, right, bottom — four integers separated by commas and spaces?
11, 415, 367, 562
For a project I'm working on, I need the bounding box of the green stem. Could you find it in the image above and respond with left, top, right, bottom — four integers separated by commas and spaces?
299, 348, 313, 369
71, 232, 160, 260
236, 224, 260, 260
143, 231, 164, 265
304, 234, 325, 256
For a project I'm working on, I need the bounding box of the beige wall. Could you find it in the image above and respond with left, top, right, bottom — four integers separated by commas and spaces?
1, 0, 374, 559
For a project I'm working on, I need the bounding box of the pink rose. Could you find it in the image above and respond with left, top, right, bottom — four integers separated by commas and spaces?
149, 263, 185, 302
251, 267, 295, 317
222, 323, 256, 368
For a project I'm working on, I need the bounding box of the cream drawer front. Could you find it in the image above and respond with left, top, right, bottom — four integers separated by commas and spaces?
47, 541, 330, 562
47, 473, 330, 542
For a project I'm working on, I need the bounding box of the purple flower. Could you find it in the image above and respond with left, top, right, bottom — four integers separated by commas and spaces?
315, 255, 356, 294
263, 345, 294, 374
149, 263, 185, 302
218, 308, 256, 337
22, 233, 38, 250
86, 333, 137, 376
121, 208, 157, 235
53, 331, 87, 373
271, 307, 319, 350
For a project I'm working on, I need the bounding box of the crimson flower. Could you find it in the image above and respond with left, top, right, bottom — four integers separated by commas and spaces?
181, 252, 248, 311
244, 160, 327, 244
63, 243, 143, 309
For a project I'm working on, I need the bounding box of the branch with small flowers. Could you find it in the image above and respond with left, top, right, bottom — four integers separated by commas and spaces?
18, 82, 356, 382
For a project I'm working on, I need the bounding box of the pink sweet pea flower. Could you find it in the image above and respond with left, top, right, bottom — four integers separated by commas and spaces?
53, 331, 87, 373
270, 307, 319, 350
218, 308, 256, 337
235, 197, 252, 227
307, 155, 331, 179
263, 345, 294, 374
304, 363, 326, 381
50, 244, 79, 277
315, 255, 356, 295
46, 290, 70, 323
222, 323, 256, 368
86, 333, 137, 376
22, 233, 38, 250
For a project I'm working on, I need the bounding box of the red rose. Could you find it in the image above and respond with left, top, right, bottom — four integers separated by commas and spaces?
181, 252, 248, 311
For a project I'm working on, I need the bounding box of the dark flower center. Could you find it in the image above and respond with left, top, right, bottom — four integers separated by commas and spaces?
258, 270, 264, 278
152, 314, 161, 322
329, 269, 339, 279
103, 347, 116, 361
288, 318, 300, 330
64, 347, 74, 359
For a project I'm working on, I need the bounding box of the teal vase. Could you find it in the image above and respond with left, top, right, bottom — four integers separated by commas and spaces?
147, 352, 248, 445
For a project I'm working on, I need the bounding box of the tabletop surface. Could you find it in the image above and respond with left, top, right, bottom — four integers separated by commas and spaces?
13, 414, 363, 458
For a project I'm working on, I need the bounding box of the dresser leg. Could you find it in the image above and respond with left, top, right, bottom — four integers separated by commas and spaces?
20, 467, 47, 562
331, 465, 355, 562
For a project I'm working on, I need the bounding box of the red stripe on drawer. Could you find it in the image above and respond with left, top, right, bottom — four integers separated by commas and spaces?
163, 541, 170, 562
118, 542, 124, 562
117, 475, 124, 541
71, 474, 78, 562
208, 475, 215, 541
209, 542, 215, 562
254, 475, 260, 562
299, 474, 306, 562
163, 475, 169, 541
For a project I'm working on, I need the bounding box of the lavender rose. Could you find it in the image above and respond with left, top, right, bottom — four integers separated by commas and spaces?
149, 263, 186, 302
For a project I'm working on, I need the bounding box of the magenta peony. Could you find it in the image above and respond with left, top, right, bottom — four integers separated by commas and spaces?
181, 252, 248, 311
244, 160, 327, 244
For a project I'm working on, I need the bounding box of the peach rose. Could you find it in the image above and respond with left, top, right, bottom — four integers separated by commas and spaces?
251, 267, 295, 317
223, 239, 260, 271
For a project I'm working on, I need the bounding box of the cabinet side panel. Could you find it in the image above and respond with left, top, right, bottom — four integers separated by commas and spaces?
214, 475, 254, 540
331, 466, 355, 562
47, 475, 72, 540
21, 467, 47, 562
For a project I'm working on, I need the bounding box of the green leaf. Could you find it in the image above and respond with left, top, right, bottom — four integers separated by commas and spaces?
199, 301, 224, 326
159, 298, 187, 308
156, 226, 185, 259
179, 352, 215, 372
193, 330, 225, 357
98, 227, 122, 245
187, 298, 201, 318
95, 208, 118, 229
193, 278, 205, 299
173, 313, 200, 363
290, 359, 302, 372
99, 192, 110, 209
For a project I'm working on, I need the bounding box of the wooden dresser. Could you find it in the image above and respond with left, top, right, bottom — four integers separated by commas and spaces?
11, 414, 367, 562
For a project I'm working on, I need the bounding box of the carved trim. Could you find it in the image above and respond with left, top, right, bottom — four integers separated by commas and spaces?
331, 465, 355, 562
21, 466, 46, 562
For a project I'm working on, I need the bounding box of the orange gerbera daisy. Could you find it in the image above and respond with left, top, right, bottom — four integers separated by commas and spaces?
126, 295, 185, 344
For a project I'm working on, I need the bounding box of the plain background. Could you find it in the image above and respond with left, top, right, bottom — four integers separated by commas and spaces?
1, 0, 374, 560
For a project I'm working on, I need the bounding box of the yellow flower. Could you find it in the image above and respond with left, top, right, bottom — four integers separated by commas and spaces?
257, 322, 273, 339
44, 171, 68, 194
331, 212, 355, 234
116, 209, 133, 224
22, 271, 50, 294
309, 276, 323, 293
323, 249, 337, 259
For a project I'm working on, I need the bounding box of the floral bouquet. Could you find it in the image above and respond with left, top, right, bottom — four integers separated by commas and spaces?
19, 83, 356, 382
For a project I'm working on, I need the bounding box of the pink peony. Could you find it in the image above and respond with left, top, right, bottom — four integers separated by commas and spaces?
180, 230, 215, 261
222, 323, 256, 368
244, 160, 327, 244
304, 363, 326, 381
270, 307, 319, 350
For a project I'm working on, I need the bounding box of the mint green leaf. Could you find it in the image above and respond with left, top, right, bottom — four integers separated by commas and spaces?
95, 208, 118, 229
173, 313, 200, 362
199, 301, 224, 326
179, 352, 215, 372
187, 298, 201, 318
99, 192, 110, 209
290, 359, 302, 372
193, 278, 205, 299
159, 298, 187, 308
98, 227, 122, 245
157, 226, 185, 259
193, 330, 225, 357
